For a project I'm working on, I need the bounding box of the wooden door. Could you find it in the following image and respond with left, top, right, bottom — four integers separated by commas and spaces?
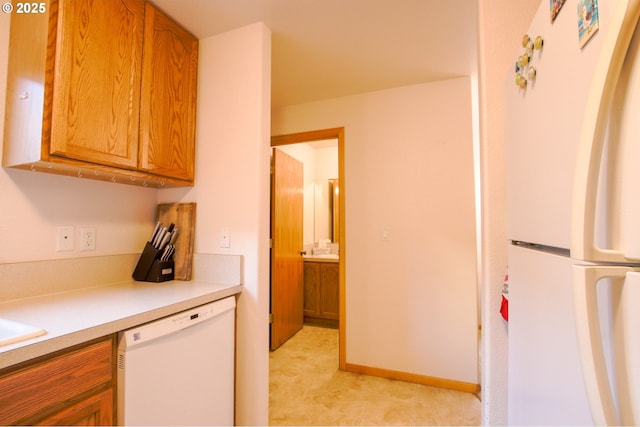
138, 3, 198, 181
50, 0, 144, 169
270, 148, 304, 350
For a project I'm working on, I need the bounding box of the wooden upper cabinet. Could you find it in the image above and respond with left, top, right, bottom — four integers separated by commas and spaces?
2, 0, 197, 187
139, 3, 197, 181
50, 0, 144, 170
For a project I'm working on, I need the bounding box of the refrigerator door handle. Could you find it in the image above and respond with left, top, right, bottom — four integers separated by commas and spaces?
572, 0, 640, 263
573, 265, 635, 426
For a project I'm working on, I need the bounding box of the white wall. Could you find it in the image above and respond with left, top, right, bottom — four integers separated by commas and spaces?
273, 77, 478, 385
0, 12, 157, 267
477, 0, 539, 424
157, 23, 271, 426
315, 145, 338, 179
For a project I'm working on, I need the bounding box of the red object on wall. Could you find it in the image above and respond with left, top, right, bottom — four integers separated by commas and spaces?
500, 273, 509, 321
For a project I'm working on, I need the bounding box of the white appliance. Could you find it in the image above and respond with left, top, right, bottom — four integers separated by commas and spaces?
506, 0, 640, 425
117, 296, 235, 426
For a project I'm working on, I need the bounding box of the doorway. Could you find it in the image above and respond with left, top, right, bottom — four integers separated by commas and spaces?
270, 127, 346, 370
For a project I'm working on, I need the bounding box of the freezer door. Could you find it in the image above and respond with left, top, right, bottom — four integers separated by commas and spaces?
505, 0, 611, 249
572, 0, 640, 263
573, 266, 640, 426
508, 245, 592, 425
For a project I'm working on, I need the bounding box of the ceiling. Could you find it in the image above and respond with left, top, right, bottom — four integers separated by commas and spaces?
150, 0, 479, 109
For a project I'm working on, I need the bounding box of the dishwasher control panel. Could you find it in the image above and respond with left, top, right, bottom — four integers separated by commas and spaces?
119, 296, 236, 348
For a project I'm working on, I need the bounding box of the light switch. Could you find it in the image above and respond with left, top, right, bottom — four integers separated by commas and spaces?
380, 229, 391, 241
220, 228, 230, 248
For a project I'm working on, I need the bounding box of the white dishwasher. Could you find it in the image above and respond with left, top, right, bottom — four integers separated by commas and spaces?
117, 296, 235, 426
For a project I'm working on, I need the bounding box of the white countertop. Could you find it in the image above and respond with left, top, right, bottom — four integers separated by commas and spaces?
0, 280, 242, 370
303, 254, 339, 263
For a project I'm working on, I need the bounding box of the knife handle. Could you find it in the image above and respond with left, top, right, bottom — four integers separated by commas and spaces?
158, 232, 171, 251
150, 221, 162, 243
160, 244, 174, 261
153, 227, 167, 248
169, 228, 179, 245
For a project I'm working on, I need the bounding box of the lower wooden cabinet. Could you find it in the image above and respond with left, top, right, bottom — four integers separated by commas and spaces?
303, 261, 339, 327
0, 336, 115, 426
35, 388, 113, 426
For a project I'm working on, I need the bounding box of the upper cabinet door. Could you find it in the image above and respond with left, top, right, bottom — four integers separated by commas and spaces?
138, 4, 198, 181
50, 0, 144, 169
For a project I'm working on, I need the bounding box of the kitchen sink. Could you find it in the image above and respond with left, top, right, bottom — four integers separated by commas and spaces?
0, 318, 46, 347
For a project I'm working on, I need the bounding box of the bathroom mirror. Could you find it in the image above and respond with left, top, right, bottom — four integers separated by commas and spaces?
313, 178, 340, 243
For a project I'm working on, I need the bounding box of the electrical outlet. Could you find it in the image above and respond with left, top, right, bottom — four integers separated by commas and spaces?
80, 227, 96, 251
56, 226, 74, 251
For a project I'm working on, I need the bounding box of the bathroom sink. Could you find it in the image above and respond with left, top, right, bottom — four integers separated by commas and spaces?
0, 318, 46, 347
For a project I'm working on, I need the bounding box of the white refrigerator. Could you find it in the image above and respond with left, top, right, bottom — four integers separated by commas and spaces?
506, 0, 640, 425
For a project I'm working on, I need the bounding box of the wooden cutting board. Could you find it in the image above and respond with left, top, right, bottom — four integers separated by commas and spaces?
156, 203, 196, 281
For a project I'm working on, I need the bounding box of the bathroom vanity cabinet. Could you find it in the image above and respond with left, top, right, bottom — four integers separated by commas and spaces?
303, 260, 339, 328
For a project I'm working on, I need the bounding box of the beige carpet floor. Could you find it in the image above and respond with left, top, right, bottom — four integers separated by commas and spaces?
269, 325, 481, 426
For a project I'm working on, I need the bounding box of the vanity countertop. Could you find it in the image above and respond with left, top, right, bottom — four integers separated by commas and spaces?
0, 279, 242, 370
303, 254, 339, 263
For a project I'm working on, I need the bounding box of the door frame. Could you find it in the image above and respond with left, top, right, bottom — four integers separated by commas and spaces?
271, 127, 346, 370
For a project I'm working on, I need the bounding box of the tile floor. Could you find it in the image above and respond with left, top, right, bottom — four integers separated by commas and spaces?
269, 325, 481, 426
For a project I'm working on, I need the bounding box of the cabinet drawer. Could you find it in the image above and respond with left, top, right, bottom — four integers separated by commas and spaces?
0, 337, 113, 425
